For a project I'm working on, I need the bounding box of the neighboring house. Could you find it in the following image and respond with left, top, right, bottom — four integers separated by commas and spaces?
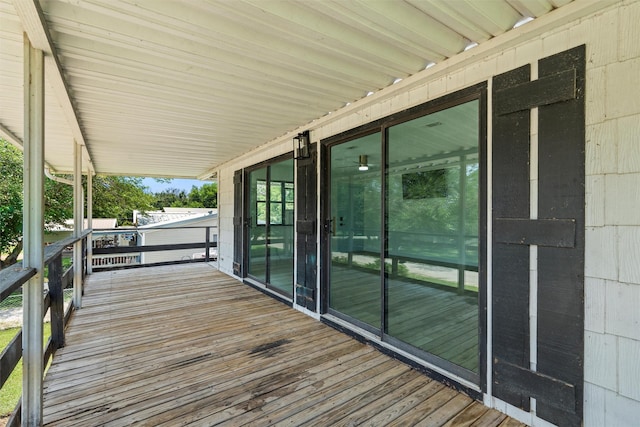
91, 209, 218, 268
134, 207, 216, 227
137, 209, 218, 265
46, 218, 118, 244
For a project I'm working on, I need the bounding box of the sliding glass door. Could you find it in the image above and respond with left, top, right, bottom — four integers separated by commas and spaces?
386, 100, 480, 375
247, 157, 294, 296
328, 133, 381, 330
326, 96, 483, 381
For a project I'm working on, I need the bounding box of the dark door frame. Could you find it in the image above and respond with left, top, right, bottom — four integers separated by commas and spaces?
320, 83, 488, 389
243, 152, 295, 298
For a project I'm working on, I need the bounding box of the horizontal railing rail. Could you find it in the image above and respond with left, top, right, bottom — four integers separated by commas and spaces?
93, 242, 209, 254
0, 267, 36, 303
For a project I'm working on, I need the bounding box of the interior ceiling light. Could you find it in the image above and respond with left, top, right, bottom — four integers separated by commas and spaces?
359, 155, 369, 171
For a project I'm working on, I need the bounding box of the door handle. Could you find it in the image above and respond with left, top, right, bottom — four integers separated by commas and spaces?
325, 217, 336, 236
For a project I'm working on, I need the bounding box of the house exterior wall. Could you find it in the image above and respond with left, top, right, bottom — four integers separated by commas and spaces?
141, 217, 217, 265
216, 1, 640, 425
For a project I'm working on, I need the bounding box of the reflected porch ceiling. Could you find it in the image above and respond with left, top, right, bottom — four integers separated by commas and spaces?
0, 0, 571, 179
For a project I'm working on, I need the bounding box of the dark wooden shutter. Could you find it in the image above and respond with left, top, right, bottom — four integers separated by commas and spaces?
295, 144, 317, 310
492, 45, 585, 427
233, 169, 244, 277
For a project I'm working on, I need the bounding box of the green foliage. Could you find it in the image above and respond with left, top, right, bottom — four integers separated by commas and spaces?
187, 183, 218, 208
152, 183, 217, 209
0, 138, 217, 266
91, 176, 155, 225
0, 141, 23, 259
152, 188, 188, 209
45, 178, 74, 225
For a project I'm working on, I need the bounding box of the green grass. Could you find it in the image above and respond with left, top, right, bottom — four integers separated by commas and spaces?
43, 256, 74, 279
0, 324, 51, 416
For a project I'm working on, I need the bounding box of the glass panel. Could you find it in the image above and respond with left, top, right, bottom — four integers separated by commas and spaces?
248, 168, 267, 282
386, 100, 480, 373
268, 158, 294, 294
329, 133, 381, 329
270, 182, 282, 202
270, 202, 283, 224
256, 202, 267, 225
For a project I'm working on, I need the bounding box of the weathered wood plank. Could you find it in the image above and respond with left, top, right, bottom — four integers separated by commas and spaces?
41, 264, 518, 426
392, 387, 460, 425
442, 401, 491, 427
317, 374, 435, 426
0, 329, 22, 389
414, 394, 474, 427
357, 379, 445, 426
471, 408, 508, 426
0, 265, 36, 301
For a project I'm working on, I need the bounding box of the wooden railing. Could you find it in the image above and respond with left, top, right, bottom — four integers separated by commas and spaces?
0, 230, 90, 427
0, 225, 216, 425
92, 226, 218, 271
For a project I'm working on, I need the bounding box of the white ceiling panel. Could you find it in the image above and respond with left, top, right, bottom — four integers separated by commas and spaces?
1, 0, 571, 178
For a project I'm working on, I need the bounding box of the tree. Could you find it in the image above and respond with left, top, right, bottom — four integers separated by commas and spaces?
91, 176, 155, 225
152, 188, 188, 209
0, 141, 24, 268
1, 139, 158, 268
186, 183, 217, 208
151, 183, 217, 209
0, 140, 74, 268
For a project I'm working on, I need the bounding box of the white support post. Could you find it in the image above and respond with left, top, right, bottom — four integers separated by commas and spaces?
87, 171, 93, 274
22, 33, 45, 427
73, 141, 83, 308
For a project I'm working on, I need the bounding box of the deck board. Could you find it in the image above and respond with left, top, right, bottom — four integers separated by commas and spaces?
42, 264, 524, 426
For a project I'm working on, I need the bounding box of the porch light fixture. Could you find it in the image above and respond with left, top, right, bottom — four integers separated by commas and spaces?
293, 130, 310, 159
358, 155, 369, 171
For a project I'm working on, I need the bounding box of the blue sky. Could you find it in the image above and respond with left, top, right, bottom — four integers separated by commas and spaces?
141, 177, 207, 194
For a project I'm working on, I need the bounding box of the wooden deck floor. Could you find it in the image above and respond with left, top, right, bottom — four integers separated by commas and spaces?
43, 264, 523, 427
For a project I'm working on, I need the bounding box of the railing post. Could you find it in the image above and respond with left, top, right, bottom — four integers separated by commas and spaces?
82, 237, 87, 281
73, 141, 83, 308
87, 172, 93, 274
48, 254, 65, 350
205, 227, 210, 263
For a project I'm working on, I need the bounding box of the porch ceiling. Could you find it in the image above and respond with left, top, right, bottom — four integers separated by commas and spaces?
1, 0, 571, 178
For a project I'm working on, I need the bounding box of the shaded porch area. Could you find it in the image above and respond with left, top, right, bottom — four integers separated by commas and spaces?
43, 264, 521, 426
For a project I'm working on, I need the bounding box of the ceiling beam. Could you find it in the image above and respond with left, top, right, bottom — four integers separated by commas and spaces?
12, 0, 94, 174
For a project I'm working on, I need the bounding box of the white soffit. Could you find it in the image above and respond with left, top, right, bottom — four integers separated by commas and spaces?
1, 0, 574, 178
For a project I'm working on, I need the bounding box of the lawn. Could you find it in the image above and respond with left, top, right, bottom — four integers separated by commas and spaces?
0, 324, 51, 417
